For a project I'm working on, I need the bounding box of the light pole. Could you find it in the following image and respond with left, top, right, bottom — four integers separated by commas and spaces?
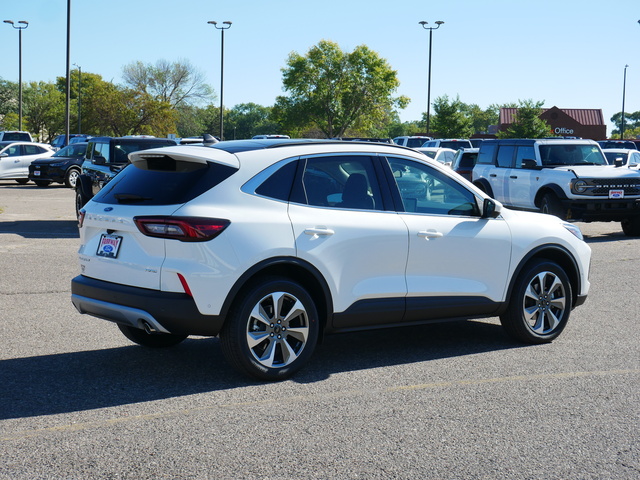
3, 20, 29, 131
621, 64, 629, 139
73, 63, 82, 134
419, 20, 444, 136
65, 0, 71, 146
208, 20, 232, 141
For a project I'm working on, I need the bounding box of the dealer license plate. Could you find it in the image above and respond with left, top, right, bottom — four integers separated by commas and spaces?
96, 234, 123, 258
33, 170, 40, 176
609, 189, 624, 199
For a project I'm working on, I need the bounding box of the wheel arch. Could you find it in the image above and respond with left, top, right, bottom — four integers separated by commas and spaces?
473, 178, 494, 197
533, 184, 568, 209
76, 173, 93, 199
219, 257, 333, 339
501, 244, 582, 314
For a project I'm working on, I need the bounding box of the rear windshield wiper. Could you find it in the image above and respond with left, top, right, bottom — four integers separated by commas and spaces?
114, 193, 152, 203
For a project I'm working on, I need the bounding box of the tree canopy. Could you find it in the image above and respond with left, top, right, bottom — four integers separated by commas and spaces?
274, 40, 409, 138
497, 100, 551, 139
122, 59, 213, 107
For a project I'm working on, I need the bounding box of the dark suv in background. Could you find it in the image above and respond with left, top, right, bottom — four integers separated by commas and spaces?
75, 136, 176, 214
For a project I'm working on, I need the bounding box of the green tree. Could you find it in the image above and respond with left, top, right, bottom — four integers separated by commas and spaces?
497, 99, 551, 139
0, 79, 18, 123
23, 81, 65, 141
610, 111, 640, 137
225, 103, 279, 139
274, 40, 408, 137
429, 95, 473, 138
56, 71, 113, 135
84, 82, 176, 137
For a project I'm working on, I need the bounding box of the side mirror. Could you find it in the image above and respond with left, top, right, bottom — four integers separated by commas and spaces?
521, 159, 538, 169
614, 157, 624, 168
93, 155, 106, 165
482, 198, 502, 219
0, 152, 8, 158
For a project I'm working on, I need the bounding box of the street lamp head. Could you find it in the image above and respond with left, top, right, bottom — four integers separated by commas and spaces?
3, 20, 14, 25
418, 21, 428, 26
435, 20, 444, 26
223, 21, 232, 26
18, 20, 28, 26
208, 20, 217, 25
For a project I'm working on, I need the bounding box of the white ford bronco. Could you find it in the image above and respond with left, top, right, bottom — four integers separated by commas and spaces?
472, 138, 640, 236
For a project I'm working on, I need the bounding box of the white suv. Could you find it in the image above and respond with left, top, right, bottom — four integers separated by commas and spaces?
71, 140, 591, 380
472, 139, 640, 236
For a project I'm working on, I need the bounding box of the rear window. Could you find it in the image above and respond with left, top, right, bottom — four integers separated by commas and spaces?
1, 132, 31, 141
440, 140, 472, 150
92, 157, 237, 206
406, 138, 428, 148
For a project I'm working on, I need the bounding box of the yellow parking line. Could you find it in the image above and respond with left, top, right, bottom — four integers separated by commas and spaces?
2, 368, 638, 442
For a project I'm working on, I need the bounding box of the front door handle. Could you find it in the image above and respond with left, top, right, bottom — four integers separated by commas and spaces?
304, 227, 335, 236
418, 229, 443, 239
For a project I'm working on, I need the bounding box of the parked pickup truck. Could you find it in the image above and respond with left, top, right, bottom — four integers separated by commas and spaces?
472, 138, 640, 236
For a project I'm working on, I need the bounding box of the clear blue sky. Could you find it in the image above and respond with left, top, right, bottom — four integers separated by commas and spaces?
2, 0, 638, 135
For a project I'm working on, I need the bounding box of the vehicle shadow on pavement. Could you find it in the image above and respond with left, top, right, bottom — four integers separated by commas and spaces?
582, 231, 632, 244
298, 319, 516, 383
0, 320, 519, 420
0, 220, 79, 238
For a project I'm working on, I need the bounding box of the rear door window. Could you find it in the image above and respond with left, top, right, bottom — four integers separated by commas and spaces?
496, 145, 516, 168
291, 155, 383, 210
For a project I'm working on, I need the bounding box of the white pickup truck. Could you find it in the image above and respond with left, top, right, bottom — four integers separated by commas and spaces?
472, 138, 640, 236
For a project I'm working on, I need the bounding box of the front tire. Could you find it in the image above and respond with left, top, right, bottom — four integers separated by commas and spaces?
117, 324, 187, 348
621, 217, 640, 237
500, 261, 572, 344
65, 168, 80, 188
75, 187, 90, 217
220, 277, 320, 381
540, 193, 565, 219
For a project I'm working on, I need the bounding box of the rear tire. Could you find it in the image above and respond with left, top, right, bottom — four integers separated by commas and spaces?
500, 260, 572, 344
621, 217, 640, 237
117, 324, 187, 348
220, 277, 320, 381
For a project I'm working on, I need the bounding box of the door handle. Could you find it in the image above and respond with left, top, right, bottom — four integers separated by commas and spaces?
489, 174, 497, 177
304, 227, 335, 236
510, 175, 518, 179
418, 230, 443, 239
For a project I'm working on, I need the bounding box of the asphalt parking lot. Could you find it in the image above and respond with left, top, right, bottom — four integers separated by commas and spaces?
1, 181, 638, 479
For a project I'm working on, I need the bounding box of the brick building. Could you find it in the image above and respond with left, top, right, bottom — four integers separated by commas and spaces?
499, 106, 607, 140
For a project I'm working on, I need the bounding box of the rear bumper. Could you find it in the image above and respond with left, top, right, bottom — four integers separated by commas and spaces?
71, 275, 224, 336
561, 198, 640, 221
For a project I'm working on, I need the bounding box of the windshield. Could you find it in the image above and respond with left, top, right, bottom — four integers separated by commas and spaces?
603, 151, 628, 165
539, 144, 607, 166
53, 143, 87, 158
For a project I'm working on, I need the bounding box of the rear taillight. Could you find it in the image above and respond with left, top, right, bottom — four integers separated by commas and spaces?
78, 209, 86, 228
133, 216, 230, 242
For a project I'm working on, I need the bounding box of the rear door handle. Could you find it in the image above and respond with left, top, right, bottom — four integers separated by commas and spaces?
304, 227, 335, 236
510, 175, 518, 179
418, 229, 443, 239
489, 174, 497, 177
